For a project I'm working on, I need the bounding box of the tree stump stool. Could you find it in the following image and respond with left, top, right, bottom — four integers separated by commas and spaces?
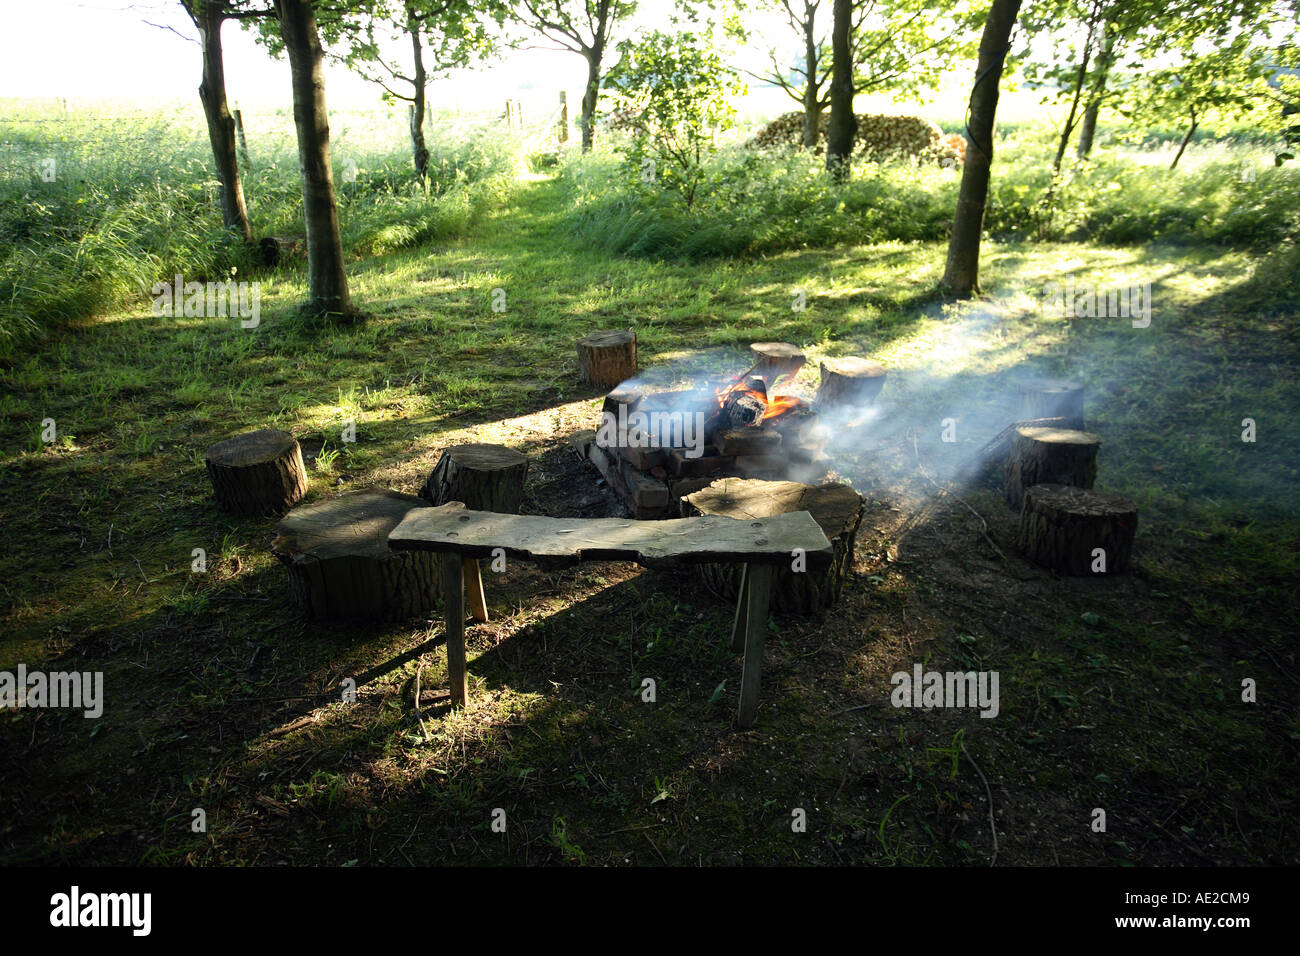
271, 489, 441, 621
815, 357, 887, 412
1004, 426, 1099, 509
1017, 484, 1137, 575
681, 478, 864, 614
1017, 378, 1085, 430
577, 330, 637, 389
420, 443, 529, 513
204, 428, 308, 515
749, 342, 806, 389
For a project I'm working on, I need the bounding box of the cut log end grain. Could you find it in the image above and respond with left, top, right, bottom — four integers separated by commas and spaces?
682, 478, 864, 614
420, 443, 529, 514
1017, 484, 1137, 576
749, 341, 806, 388
204, 428, 308, 515
577, 329, 637, 390
1003, 425, 1100, 509
271, 489, 440, 621
1017, 378, 1085, 431
815, 357, 887, 412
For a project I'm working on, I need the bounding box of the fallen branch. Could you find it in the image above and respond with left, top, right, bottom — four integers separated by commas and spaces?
961, 738, 998, 866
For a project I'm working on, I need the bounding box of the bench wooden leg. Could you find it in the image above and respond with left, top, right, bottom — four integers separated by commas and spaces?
730, 562, 750, 653
463, 556, 489, 623
737, 562, 773, 729
442, 556, 468, 708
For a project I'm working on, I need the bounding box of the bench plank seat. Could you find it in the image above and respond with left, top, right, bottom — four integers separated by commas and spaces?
388, 502, 833, 728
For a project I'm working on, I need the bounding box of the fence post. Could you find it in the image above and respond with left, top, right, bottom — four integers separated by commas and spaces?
558, 91, 568, 143
233, 108, 250, 171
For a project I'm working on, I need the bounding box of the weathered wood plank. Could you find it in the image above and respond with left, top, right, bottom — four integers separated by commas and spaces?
389, 501, 834, 569
442, 558, 468, 708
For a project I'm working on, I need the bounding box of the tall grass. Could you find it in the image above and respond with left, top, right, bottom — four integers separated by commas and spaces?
557, 126, 1300, 261
0, 102, 522, 356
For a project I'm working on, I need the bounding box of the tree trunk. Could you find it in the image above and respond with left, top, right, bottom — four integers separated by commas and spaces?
802, 9, 822, 148
1076, 30, 1113, 159
195, 3, 253, 244
581, 45, 602, 151
408, 8, 429, 178
941, 0, 1022, 297
276, 0, 353, 316
824, 0, 856, 179
1170, 109, 1197, 170
1053, 43, 1093, 174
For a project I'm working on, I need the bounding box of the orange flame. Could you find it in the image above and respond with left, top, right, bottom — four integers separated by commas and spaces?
715, 382, 801, 421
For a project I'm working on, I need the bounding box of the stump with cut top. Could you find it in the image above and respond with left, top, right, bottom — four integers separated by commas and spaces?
815, 357, 887, 412
420, 443, 529, 514
1017, 484, 1137, 575
389, 502, 832, 727
577, 329, 638, 389
1004, 426, 1099, 509
749, 342, 806, 390
271, 489, 440, 621
681, 478, 863, 614
204, 428, 308, 515
1017, 378, 1085, 430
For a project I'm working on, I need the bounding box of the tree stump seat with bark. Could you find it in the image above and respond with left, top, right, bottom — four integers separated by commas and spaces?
271, 489, 441, 622
1017, 378, 1085, 431
204, 428, 309, 515
389, 502, 833, 728
815, 357, 887, 412
1003, 425, 1099, 509
749, 342, 806, 389
681, 478, 864, 614
1017, 484, 1137, 575
577, 330, 638, 390
420, 443, 529, 514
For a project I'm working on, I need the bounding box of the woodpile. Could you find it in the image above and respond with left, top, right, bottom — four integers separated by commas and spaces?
1017, 484, 1137, 575
682, 478, 863, 614
204, 428, 308, 515
750, 111, 949, 165
271, 489, 440, 621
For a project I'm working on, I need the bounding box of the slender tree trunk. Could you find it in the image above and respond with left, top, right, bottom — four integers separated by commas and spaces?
1053, 42, 1093, 173
941, 0, 1022, 297
276, 0, 352, 316
195, 3, 253, 244
802, 10, 821, 148
825, 0, 855, 178
407, 8, 429, 178
581, 45, 602, 151
1170, 109, 1198, 169
1076, 31, 1113, 159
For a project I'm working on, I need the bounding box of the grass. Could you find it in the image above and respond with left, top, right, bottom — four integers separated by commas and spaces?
0, 109, 1297, 866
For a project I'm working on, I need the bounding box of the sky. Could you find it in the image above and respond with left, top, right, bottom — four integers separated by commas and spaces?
0, 0, 801, 109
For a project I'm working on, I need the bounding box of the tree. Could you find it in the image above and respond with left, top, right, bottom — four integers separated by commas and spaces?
941, 0, 1022, 297
274, 0, 353, 316
825, 0, 856, 177
756, 0, 980, 151
322, 0, 505, 178
513, 0, 636, 150
177, 0, 273, 245
604, 25, 743, 207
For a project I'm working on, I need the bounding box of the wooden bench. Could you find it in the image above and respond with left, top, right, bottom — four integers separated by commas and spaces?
388, 502, 833, 727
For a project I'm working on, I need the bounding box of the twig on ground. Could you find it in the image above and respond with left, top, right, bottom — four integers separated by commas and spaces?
961, 738, 998, 866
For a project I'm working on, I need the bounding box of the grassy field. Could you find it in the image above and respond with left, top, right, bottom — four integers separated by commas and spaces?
0, 102, 1297, 865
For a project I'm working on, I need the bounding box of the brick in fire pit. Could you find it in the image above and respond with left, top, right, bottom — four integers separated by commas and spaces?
735, 455, 788, 478
718, 428, 783, 457
667, 446, 733, 478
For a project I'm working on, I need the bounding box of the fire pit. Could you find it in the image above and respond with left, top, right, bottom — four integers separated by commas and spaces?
572, 342, 884, 518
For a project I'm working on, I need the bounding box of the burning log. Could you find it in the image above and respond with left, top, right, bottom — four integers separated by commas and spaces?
204, 428, 308, 515
749, 342, 806, 389
682, 478, 864, 613
421, 443, 529, 514
815, 357, 887, 411
577, 330, 638, 390
1017, 484, 1137, 575
1018, 378, 1085, 431
1003, 426, 1099, 509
